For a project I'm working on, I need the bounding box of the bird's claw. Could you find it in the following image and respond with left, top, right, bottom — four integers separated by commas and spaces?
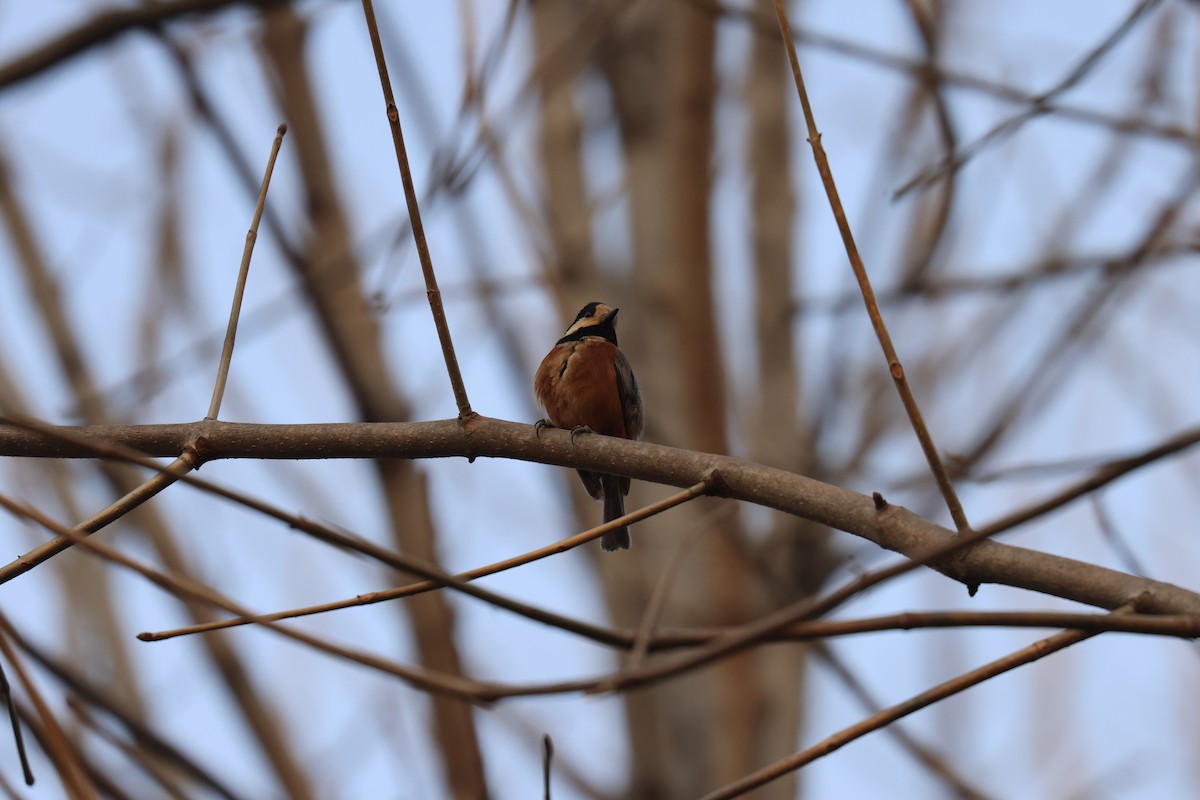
534, 419, 552, 439
569, 425, 592, 444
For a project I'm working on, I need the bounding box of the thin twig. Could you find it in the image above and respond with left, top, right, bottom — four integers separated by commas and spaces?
0, 124, 288, 581
0, 615, 95, 799
207, 123, 286, 420
813, 644, 993, 800
68, 700, 189, 800
0, 450, 199, 585
3, 622, 244, 800
771, 0, 971, 534
0, 658, 32, 786
142, 477, 716, 640
626, 523, 708, 668
700, 603, 1138, 799
359, 0, 473, 417
542, 734, 553, 800
0, 494, 494, 704
981, 423, 1200, 537
591, 519, 713, 693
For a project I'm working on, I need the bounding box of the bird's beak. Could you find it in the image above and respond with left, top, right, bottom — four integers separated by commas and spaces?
604, 308, 619, 322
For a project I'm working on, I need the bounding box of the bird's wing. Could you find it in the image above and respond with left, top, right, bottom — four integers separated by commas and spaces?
614, 350, 643, 441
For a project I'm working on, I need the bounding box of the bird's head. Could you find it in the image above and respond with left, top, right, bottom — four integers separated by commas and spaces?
561, 302, 619, 344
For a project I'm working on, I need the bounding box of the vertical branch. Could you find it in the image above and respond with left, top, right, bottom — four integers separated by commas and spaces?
261, 8, 487, 796
771, 0, 971, 534
358, 0, 473, 418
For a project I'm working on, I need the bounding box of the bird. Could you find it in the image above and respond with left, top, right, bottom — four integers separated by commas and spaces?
534, 302, 644, 551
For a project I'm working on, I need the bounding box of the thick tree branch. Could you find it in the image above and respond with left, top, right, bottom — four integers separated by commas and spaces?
1, 415, 1198, 616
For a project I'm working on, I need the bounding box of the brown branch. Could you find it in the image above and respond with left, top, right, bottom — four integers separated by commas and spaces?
141, 477, 717, 640
0, 493, 498, 704
207, 124, 286, 420
771, 0, 971, 534
3, 622, 244, 800
0, 418, 729, 675
813, 644, 993, 800
0, 0, 289, 92
700, 603, 1137, 799
0, 614, 95, 799
0, 658, 32, 787
2, 415, 1199, 618
359, 0, 472, 418
0, 418, 708, 647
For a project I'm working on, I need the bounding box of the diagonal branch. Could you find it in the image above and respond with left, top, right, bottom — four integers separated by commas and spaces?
0, 0, 289, 91
207, 123, 286, 420
142, 477, 717, 640
771, 0, 971, 535
358, 0, 472, 418
700, 603, 1138, 799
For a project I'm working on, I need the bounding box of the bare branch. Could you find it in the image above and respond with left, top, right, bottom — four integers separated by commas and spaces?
2, 415, 1198, 617
207, 124, 286, 420
358, 0, 473, 418
700, 604, 1137, 799
0, 0, 289, 91
771, 0, 971, 534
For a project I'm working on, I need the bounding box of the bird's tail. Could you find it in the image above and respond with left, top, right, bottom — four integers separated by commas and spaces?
600, 475, 631, 551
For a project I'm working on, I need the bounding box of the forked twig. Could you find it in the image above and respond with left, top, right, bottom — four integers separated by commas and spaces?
771, 0, 970, 535
0, 128, 285, 583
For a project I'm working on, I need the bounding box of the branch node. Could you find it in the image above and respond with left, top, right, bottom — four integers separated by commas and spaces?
702, 468, 729, 497
872, 491, 888, 509
183, 437, 210, 469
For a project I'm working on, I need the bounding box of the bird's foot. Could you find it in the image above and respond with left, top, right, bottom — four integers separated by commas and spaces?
534, 419, 553, 439
569, 425, 593, 444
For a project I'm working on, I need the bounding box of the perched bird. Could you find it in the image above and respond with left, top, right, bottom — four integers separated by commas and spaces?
534, 302, 644, 551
